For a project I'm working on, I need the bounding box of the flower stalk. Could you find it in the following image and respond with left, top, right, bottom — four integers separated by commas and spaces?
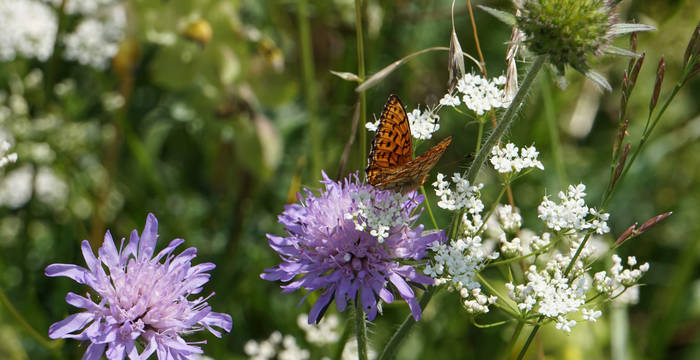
355, 299, 369, 360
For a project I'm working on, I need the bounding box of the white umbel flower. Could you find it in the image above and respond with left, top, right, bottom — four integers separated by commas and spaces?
63, 4, 126, 69
441, 73, 512, 115
0, 0, 57, 61
490, 143, 544, 174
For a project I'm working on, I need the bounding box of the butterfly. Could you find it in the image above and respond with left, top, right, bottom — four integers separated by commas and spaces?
365, 94, 453, 193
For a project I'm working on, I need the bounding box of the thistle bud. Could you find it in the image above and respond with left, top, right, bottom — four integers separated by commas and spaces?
629, 52, 645, 90
516, 0, 617, 73
513, 0, 653, 90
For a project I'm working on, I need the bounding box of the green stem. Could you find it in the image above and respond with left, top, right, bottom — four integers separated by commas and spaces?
0, 287, 64, 359
516, 319, 542, 360
420, 185, 439, 229
502, 321, 525, 360
378, 287, 437, 360
355, 0, 367, 166
602, 73, 686, 209
355, 299, 368, 360
541, 73, 567, 187
297, 0, 321, 180
475, 117, 485, 154
466, 56, 546, 183
474, 184, 509, 235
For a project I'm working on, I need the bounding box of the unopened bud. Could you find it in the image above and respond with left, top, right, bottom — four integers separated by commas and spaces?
638, 212, 672, 233
615, 222, 638, 247
650, 56, 665, 112
184, 19, 213, 47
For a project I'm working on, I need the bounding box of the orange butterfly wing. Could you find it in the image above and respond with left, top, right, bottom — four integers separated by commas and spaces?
366, 94, 452, 193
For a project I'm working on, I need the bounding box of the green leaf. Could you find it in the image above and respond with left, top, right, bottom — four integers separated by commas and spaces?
601, 45, 642, 58
477, 5, 517, 27
580, 68, 612, 91
610, 23, 656, 36
330, 70, 361, 82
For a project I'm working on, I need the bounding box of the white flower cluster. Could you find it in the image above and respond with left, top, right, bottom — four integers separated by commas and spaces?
344, 189, 412, 243
0, 141, 18, 168
489, 143, 544, 174
365, 106, 440, 140
0, 0, 58, 61
506, 264, 588, 332
495, 204, 522, 233
44, 0, 116, 15
296, 314, 340, 346
244, 331, 310, 360
433, 173, 484, 213
425, 235, 498, 314
63, 3, 126, 69
340, 338, 377, 360
439, 74, 512, 115
594, 255, 650, 297
497, 230, 552, 259
407, 107, 439, 140
538, 184, 610, 234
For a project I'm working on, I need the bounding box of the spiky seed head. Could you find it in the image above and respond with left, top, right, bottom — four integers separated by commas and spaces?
516, 0, 616, 73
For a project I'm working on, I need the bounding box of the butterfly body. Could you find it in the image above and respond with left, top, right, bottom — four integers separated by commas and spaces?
366, 94, 452, 193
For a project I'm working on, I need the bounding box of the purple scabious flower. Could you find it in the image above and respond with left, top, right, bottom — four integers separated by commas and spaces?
262, 172, 446, 324
45, 213, 232, 360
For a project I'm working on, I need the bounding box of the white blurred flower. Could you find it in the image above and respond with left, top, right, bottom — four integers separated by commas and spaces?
297, 313, 341, 346
34, 166, 68, 208
0, 164, 33, 208
0, 141, 18, 168
0, 0, 58, 62
245, 331, 309, 360
44, 0, 118, 15
342, 338, 377, 360
63, 4, 126, 69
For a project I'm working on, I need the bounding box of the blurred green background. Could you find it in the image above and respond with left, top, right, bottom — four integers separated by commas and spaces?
0, 0, 698, 359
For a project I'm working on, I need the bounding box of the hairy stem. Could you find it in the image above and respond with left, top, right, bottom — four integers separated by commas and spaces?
378, 287, 437, 360
466, 56, 545, 183
355, 299, 368, 360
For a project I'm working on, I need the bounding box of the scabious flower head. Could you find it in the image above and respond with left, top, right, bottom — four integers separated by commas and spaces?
45, 214, 232, 360
262, 172, 445, 323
